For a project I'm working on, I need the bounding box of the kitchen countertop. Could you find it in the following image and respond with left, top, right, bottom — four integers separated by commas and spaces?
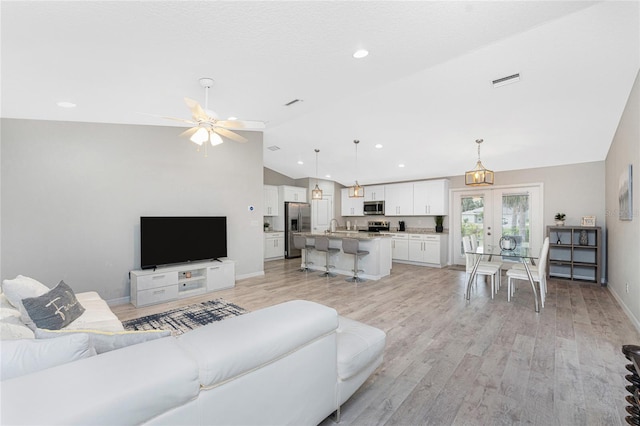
381, 230, 448, 235
295, 232, 391, 240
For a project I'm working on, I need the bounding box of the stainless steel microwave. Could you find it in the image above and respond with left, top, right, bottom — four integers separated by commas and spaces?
363, 201, 385, 215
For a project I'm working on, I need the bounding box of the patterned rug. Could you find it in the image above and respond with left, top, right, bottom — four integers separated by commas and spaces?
122, 299, 247, 335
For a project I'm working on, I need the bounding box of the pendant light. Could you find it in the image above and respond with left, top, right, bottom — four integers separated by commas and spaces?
311, 149, 323, 200
465, 138, 494, 186
349, 140, 364, 198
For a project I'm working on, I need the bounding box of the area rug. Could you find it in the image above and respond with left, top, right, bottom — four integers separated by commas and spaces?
122, 299, 247, 335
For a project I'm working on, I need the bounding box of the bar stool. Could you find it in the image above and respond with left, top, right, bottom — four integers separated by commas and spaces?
293, 235, 314, 272
342, 238, 369, 283
314, 236, 340, 277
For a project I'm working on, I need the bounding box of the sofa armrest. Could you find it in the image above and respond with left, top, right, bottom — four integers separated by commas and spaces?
176, 300, 338, 388
1, 337, 200, 426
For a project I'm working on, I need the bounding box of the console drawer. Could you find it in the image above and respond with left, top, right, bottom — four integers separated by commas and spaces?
135, 271, 179, 291
136, 285, 178, 307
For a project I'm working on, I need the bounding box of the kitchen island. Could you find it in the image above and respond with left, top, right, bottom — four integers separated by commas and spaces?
296, 232, 392, 280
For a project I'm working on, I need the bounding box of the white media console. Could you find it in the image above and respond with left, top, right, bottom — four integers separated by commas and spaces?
130, 259, 235, 307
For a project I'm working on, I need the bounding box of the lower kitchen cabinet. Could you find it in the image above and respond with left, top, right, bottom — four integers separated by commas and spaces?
264, 232, 285, 260
391, 233, 447, 267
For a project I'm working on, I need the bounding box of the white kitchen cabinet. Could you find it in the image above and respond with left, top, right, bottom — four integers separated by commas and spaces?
405, 234, 447, 267
280, 185, 307, 202
264, 185, 279, 216
385, 183, 413, 216
264, 232, 285, 260
412, 179, 449, 216
390, 233, 409, 261
341, 188, 364, 216
364, 185, 385, 202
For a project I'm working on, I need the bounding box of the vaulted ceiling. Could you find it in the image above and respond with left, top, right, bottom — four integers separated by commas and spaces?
2, 1, 638, 186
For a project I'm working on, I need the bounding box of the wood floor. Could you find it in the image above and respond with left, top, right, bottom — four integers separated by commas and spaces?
112, 260, 640, 425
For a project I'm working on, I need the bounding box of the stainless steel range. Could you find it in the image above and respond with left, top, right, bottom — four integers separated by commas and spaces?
360, 220, 390, 233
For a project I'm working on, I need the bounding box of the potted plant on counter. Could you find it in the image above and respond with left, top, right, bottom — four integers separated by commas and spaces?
554, 213, 566, 226
264, 222, 270, 232
435, 216, 444, 233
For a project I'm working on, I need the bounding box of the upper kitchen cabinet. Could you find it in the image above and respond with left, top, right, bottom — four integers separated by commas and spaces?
385, 182, 413, 216
413, 179, 449, 216
341, 188, 364, 216
264, 185, 279, 216
364, 185, 385, 202
280, 185, 307, 202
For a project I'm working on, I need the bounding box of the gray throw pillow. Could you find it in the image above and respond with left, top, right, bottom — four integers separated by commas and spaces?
22, 281, 85, 330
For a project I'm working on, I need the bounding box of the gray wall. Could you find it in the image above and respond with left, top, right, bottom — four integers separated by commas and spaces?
606, 69, 640, 330
1, 119, 265, 304
263, 167, 296, 186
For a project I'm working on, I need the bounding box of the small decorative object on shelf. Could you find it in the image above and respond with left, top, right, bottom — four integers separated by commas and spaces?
554, 213, 566, 226
556, 231, 562, 245
579, 230, 588, 246
581, 216, 596, 227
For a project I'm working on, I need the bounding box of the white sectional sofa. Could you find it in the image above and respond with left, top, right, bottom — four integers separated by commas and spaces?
1, 293, 386, 425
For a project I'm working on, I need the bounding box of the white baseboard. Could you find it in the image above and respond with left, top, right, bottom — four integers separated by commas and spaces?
107, 296, 130, 307
607, 285, 640, 334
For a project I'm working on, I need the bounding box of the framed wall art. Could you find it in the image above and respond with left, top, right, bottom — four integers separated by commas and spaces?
581, 216, 596, 227
619, 164, 633, 221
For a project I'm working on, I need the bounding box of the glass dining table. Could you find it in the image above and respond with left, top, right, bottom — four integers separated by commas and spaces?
465, 245, 541, 312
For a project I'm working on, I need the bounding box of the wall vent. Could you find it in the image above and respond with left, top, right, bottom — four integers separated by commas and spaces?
267, 145, 280, 151
492, 73, 520, 88
284, 99, 302, 106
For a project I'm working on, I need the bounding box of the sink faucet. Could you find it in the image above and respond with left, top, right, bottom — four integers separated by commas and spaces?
330, 218, 339, 233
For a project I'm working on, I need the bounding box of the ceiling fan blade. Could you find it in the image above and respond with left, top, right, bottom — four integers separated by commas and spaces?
184, 97, 208, 121
216, 120, 265, 130
214, 128, 248, 143
178, 127, 200, 138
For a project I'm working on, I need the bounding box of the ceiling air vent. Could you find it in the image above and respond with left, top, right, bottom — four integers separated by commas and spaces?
492, 73, 520, 88
284, 99, 302, 106
267, 145, 280, 151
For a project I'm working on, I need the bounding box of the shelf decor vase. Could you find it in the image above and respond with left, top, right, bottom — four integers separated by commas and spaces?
579, 230, 588, 246
555, 220, 565, 226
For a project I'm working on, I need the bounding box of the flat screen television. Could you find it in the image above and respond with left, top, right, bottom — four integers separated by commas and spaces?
140, 216, 227, 269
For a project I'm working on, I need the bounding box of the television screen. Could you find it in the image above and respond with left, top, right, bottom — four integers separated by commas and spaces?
140, 216, 227, 269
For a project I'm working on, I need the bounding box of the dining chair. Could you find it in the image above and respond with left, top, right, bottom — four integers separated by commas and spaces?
463, 236, 501, 299
470, 234, 504, 291
506, 237, 550, 307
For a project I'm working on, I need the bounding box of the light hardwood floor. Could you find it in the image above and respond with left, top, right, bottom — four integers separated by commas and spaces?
112, 260, 640, 425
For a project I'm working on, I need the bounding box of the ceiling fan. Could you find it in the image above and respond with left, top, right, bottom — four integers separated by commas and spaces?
162, 78, 265, 153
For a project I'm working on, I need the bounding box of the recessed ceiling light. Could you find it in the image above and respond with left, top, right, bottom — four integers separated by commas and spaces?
398, 163, 405, 168
56, 101, 76, 108
297, 160, 304, 165
228, 116, 237, 120
353, 49, 369, 59
325, 174, 331, 178
375, 144, 383, 149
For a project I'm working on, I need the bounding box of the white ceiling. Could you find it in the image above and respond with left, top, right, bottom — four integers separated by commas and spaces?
2, 1, 639, 186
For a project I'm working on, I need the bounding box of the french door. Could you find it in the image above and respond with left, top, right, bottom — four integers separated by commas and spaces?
451, 184, 543, 265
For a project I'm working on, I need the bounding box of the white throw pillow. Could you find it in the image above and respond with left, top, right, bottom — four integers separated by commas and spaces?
1, 276, 50, 329
0, 317, 36, 340
0, 333, 95, 380
35, 328, 171, 354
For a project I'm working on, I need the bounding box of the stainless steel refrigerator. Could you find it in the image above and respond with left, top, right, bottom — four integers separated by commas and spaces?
284, 202, 311, 258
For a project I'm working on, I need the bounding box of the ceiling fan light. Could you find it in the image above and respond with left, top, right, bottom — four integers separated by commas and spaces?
190, 127, 208, 145
209, 131, 224, 147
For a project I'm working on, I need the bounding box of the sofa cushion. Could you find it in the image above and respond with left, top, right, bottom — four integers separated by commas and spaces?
0, 333, 95, 380
336, 316, 387, 380
35, 328, 171, 353
0, 316, 35, 340
0, 337, 200, 426
22, 280, 85, 330
1, 275, 49, 329
67, 291, 125, 331
176, 300, 338, 388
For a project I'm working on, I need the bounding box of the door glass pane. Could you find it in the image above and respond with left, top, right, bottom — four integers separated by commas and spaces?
460, 196, 484, 254
500, 193, 530, 249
